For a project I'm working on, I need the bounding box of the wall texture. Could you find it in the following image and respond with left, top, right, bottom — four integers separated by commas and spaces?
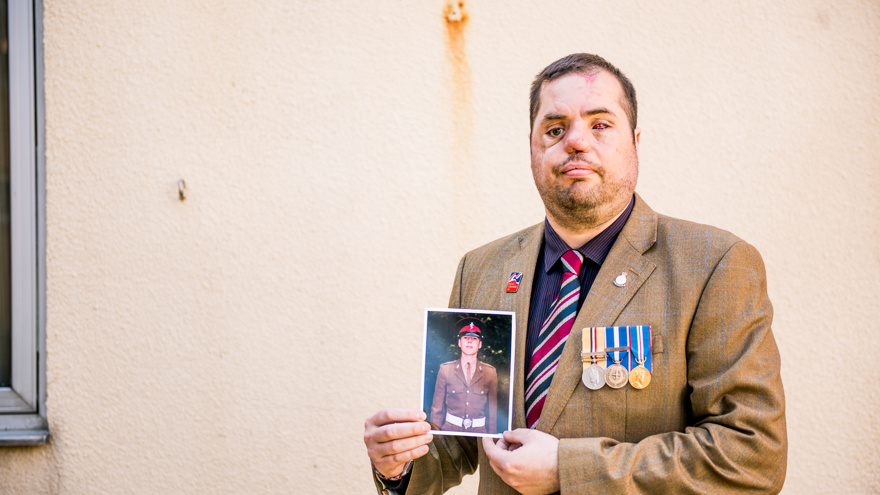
0, 0, 878, 493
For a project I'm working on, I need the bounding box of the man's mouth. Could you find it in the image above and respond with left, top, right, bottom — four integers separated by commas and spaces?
557, 160, 599, 178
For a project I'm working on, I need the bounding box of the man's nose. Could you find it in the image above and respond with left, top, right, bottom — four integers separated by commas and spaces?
564, 121, 594, 154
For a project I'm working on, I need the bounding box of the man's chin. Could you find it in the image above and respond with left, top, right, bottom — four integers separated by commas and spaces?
556, 190, 604, 212
554, 183, 633, 213
543, 189, 633, 231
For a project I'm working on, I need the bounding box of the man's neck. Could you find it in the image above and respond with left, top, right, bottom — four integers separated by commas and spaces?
460, 354, 478, 367
546, 205, 628, 249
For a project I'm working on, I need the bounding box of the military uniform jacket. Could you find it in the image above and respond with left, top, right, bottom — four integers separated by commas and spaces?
386, 194, 787, 494
430, 359, 498, 434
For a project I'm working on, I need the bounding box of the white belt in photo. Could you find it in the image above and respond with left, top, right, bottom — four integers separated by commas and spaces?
445, 413, 485, 429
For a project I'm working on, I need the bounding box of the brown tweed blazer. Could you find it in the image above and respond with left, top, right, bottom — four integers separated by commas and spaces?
397, 194, 786, 494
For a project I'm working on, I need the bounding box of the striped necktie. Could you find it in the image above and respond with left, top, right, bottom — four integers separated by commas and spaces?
525, 249, 584, 428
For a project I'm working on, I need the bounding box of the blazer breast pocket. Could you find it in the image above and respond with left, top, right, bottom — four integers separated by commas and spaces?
652, 335, 664, 355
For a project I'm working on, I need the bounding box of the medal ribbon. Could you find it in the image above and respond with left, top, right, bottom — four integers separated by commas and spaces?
628, 325, 653, 373
581, 327, 607, 368
592, 327, 607, 367
604, 326, 631, 369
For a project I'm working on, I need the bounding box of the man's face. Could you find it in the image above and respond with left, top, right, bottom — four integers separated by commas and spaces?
530, 70, 641, 231
458, 336, 482, 356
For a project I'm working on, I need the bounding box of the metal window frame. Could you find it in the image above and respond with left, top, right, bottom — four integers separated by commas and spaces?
0, 0, 47, 445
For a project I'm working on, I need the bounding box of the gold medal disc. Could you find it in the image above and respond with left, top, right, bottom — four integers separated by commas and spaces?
629, 364, 651, 389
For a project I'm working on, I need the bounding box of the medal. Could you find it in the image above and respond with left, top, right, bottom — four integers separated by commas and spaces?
603, 326, 630, 389
582, 364, 606, 390
629, 357, 651, 389
627, 325, 652, 390
581, 327, 607, 390
604, 357, 628, 389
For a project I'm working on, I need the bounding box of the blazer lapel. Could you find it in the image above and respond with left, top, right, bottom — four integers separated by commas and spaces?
535, 194, 659, 432
501, 223, 544, 430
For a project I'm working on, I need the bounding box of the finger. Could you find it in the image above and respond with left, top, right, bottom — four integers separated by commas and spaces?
370, 434, 431, 473
495, 438, 516, 452
377, 440, 432, 465
482, 436, 498, 457
502, 428, 533, 445
370, 420, 432, 444
366, 409, 427, 429
372, 432, 434, 458
482, 438, 504, 473
482, 436, 515, 463
482, 439, 515, 486
373, 442, 432, 477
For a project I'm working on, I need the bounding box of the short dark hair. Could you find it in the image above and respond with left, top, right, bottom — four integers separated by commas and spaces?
529, 53, 637, 133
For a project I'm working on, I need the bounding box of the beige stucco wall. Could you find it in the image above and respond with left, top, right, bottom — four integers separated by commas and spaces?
0, 0, 878, 493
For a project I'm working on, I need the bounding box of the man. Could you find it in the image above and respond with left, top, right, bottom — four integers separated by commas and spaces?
430, 318, 498, 434
364, 53, 786, 494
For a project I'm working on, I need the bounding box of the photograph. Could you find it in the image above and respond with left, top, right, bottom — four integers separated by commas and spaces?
421, 308, 515, 438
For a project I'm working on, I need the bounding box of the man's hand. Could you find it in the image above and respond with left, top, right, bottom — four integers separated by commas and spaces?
364, 409, 434, 478
482, 429, 560, 495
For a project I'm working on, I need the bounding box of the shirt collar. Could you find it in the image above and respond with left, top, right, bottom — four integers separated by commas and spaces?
542, 195, 635, 273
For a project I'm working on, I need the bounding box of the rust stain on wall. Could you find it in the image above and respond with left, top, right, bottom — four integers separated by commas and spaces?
444, 0, 471, 148
444, 1, 477, 245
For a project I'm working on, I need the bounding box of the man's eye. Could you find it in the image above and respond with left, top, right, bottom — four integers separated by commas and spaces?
548, 127, 564, 137
593, 123, 609, 130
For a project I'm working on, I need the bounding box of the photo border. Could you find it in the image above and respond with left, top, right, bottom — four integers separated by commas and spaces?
420, 308, 516, 438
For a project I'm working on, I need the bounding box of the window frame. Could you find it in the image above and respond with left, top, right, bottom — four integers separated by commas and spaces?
0, 0, 47, 445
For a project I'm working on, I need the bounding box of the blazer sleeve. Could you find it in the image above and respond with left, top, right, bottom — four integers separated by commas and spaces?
402, 255, 480, 495
557, 241, 787, 494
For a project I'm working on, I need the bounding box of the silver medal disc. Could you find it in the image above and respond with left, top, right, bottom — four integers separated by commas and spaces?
582, 364, 606, 390
605, 363, 629, 389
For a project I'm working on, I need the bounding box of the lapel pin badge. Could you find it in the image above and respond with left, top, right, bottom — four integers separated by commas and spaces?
506, 272, 523, 293
613, 272, 627, 287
